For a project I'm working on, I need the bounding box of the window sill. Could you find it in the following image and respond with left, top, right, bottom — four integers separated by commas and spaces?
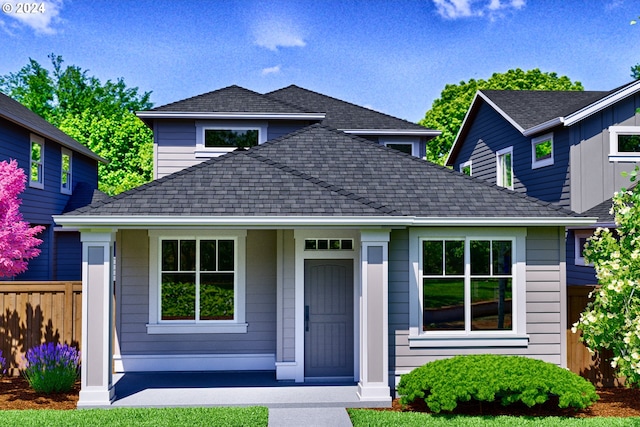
146, 323, 248, 334
408, 334, 529, 348
609, 154, 640, 162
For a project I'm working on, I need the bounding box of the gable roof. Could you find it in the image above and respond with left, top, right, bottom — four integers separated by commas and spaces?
57, 124, 592, 228
265, 85, 438, 135
0, 92, 106, 163
137, 84, 439, 136
446, 80, 640, 166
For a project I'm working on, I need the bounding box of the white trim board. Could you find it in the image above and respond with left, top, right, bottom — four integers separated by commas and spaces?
114, 353, 276, 372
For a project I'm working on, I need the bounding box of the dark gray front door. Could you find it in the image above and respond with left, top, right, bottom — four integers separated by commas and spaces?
304, 259, 354, 378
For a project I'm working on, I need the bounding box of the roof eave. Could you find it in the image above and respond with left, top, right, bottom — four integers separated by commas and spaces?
135, 111, 327, 120
522, 117, 565, 137
564, 80, 640, 126
53, 215, 596, 229
341, 129, 441, 137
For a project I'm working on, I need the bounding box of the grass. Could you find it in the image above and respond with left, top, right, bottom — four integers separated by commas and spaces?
0, 406, 269, 427
348, 410, 640, 426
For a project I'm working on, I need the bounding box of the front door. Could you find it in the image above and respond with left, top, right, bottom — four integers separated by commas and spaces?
304, 259, 354, 378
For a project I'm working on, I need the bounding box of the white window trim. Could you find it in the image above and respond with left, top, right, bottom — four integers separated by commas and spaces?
460, 160, 472, 176
496, 146, 513, 190
384, 142, 415, 156
608, 125, 640, 162
147, 229, 247, 334
61, 148, 72, 195
408, 227, 528, 348
29, 134, 44, 189
531, 132, 554, 169
574, 230, 594, 267
195, 120, 268, 158
380, 136, 421, 158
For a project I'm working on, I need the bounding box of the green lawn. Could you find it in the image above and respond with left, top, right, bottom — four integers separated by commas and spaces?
0, 407, 268, 427
348, 410, 640, 427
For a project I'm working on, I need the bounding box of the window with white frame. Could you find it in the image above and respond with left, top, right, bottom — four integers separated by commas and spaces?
147, 230, 247, 334
61, 148, 72, 194
531, 133, 554, 169
608, 126, 640, 162
29, 134, 44, 189
574, 230, 594, 266
496, 146, 513, 189
195, 121, 268, 158
460, 160, 472, 176
409, 228, 528, 347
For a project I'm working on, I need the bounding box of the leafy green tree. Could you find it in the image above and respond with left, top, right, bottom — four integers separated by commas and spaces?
420, 68, 583, 165
0, 54, 153, 195
573, 167, 640, 385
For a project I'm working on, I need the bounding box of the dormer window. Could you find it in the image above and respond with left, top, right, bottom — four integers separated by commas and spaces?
531, 133, 554, 169
195, 121, 267, 158
608, 126, 640, 162
29, 134, 44, 189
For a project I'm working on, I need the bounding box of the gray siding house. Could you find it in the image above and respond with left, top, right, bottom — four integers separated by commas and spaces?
0, 92, 105, 280
55, 87, 594, 408
446, 80, 640, 287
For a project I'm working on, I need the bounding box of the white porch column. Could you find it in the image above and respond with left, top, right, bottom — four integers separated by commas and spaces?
77, 230, 115, 407
358, 230, 391, 402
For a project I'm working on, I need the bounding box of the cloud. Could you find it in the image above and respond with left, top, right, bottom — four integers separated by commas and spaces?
433, 0, 525, 20
252, 15, 306, 51
261, 65, 281, 75
0, 0, 64, 35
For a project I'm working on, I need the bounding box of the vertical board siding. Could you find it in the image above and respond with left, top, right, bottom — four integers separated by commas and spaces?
388, 227, 565, 386
117, 229, 277, 356
0, 281, 82, 376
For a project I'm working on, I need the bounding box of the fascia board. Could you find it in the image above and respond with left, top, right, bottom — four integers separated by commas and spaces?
522, 117, 565, 137
564, 81, 640, 126
341, 129, 442, 137
135, 112, 326, 120
445, 92, 484, 166
54, 215, 597, 229
478, 92, 527, 134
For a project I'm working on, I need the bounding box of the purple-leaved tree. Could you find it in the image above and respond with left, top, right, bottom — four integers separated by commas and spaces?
0, 159, 44, 278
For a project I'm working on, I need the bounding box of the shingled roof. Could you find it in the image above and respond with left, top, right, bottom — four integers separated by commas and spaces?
63, 124, 585, 224
0, 92, 105, 163
265, 85, 432, 131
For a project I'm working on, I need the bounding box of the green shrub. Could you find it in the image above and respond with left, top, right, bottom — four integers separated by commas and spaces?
397, 354, 598, 413
22, 343, 79, 394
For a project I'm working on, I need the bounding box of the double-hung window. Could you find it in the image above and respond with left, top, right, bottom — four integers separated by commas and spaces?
496, 146, 513, 189
409, 229, 528, 347
29, 134, 44, 189
148, 230, 247, 334
608, 126, 640, 162
61, 148, 72, 194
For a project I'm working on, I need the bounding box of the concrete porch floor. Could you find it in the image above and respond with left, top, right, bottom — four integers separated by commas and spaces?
109, 371, 391, 409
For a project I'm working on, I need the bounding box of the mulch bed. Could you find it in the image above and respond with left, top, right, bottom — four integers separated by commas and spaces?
2, 375, 640, 417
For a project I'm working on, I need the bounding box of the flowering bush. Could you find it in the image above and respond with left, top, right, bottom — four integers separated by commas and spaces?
573, 166, 640, 385
0, 350, 6, 377
22, 343, 80, 393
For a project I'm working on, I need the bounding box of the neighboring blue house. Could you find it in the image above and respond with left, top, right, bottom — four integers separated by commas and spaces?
446, 80, 640, 287
0, 92, 105, 281
55, 85, 593, 407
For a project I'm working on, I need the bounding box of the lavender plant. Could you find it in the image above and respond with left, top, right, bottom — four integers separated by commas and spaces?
22, 343, 80, 393
0, 350, 6, 377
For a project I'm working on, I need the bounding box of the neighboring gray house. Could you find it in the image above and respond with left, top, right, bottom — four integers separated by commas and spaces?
136, 85, 441, 179
0, 91, 105, 280
446, 80, 640, 287
56, 119, 593, 406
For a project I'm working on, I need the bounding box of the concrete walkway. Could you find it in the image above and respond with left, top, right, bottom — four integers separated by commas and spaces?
107, 372, 389, 426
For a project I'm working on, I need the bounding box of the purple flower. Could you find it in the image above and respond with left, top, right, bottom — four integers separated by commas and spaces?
22, 343, 80, 394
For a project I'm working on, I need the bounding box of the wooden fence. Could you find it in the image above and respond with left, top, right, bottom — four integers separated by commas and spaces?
567, 285, 623, 387
0, 281, 82, 376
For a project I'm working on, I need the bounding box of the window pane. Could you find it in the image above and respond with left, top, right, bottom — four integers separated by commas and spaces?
445, 240, 464, 275
502, 153, 512, 187
218, 240, 234, 271
470, 240, 490, 275
205, 129, 258, 148
180, 240, 196, 271
162, 240, 178, 271
471, 278, 512, 330
200, 273, 235, 320
31, 142, 41, 161
492, 241, 512, 275
534, 139, 552, 161
423, 241, 443, 275
62, 154, 70, 171
318, 239, 329, 250
305, 239, 317, 250
330, 239, 341, 250
461, 165, 471, 175
161, 273, 196, 320
388, 144, 412, 155
618, 135, 640, 153
31, 163, 40, 182
423, 278, 465, 331
341, 239, 353, 250
200, 240, 217, 271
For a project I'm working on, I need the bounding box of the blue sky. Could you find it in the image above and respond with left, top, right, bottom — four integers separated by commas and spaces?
0, 0, 638, 122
